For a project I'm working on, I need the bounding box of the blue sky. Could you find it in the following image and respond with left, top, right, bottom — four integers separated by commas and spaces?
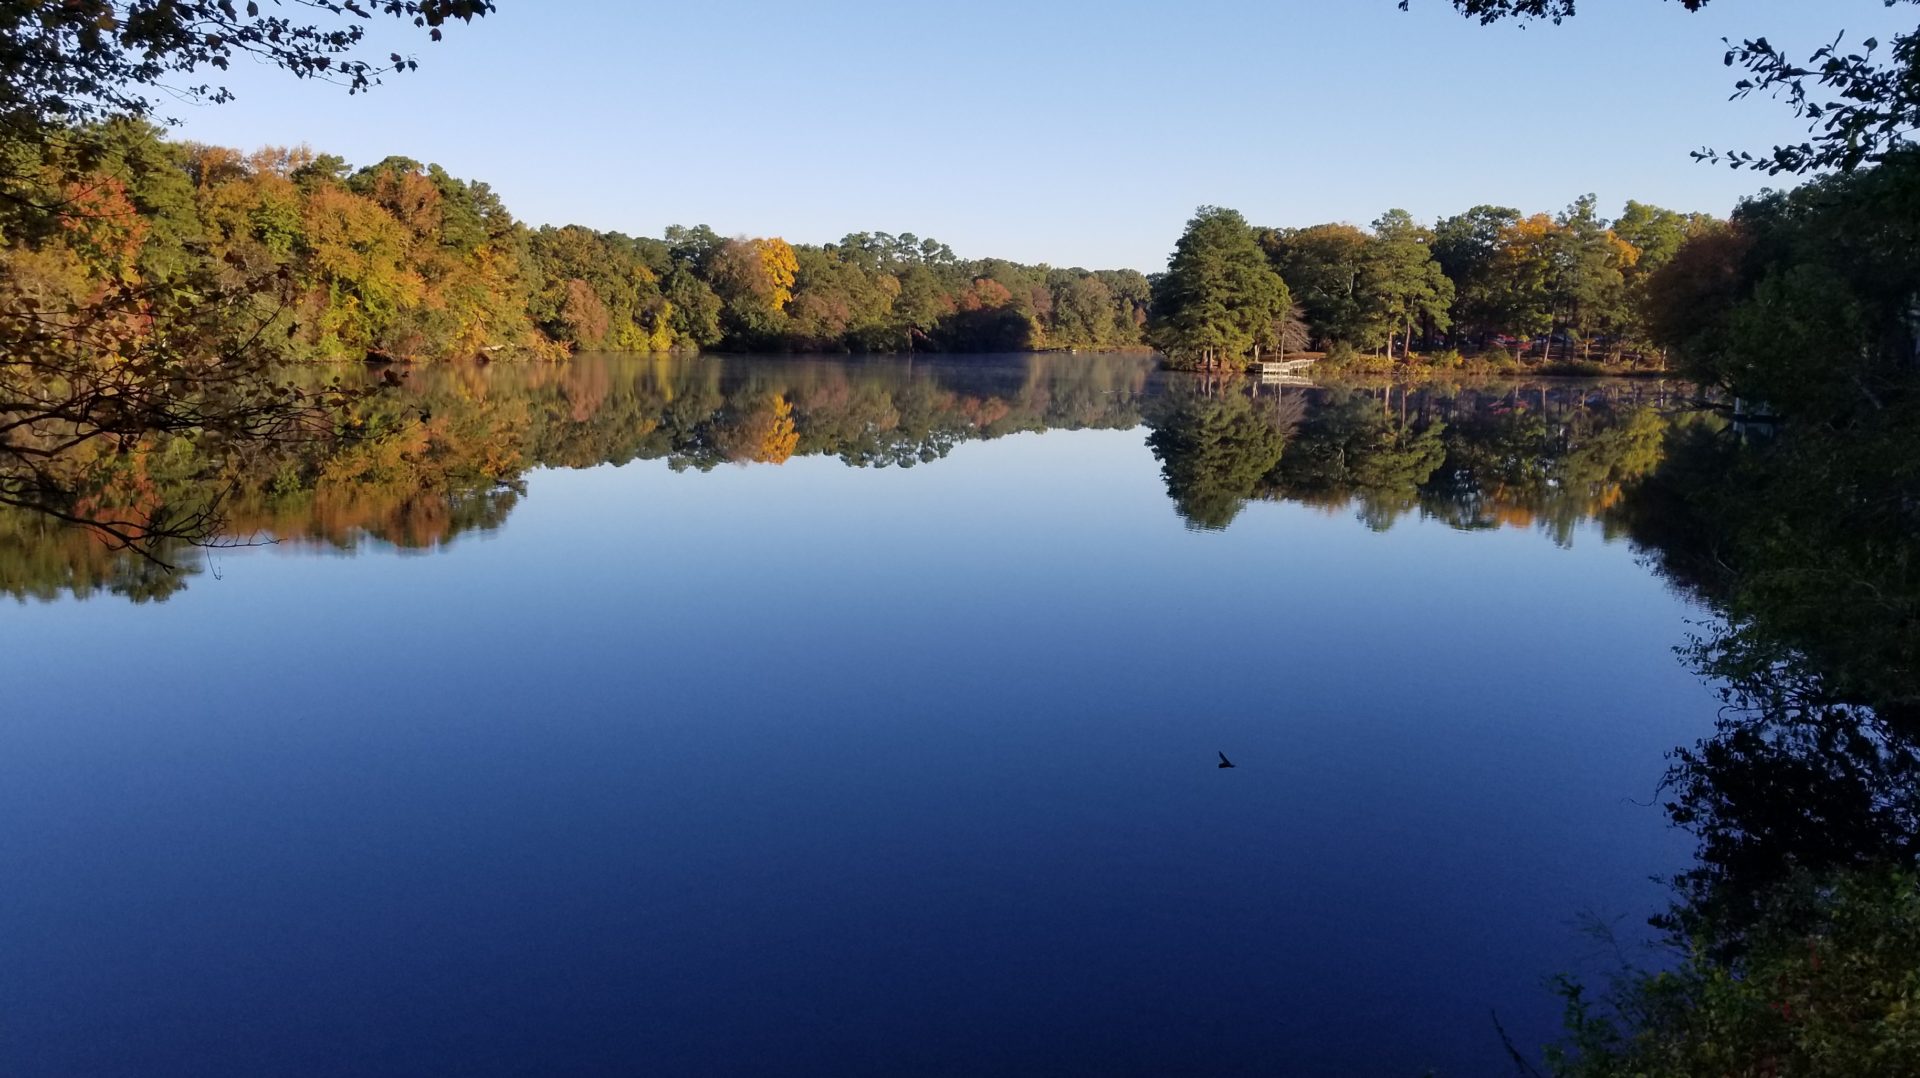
171, 0, 1913, 271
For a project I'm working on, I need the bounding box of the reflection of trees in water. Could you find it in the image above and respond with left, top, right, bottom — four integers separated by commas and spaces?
1146, 372, 1914, 999
505, 353, 1158, 474
1424, 395, 1669, 545
7, 363, 1702, 601
1625, 415, 1920, 728
1146, 378, 1300, 530
1655, 701, 1920, 956
2, 361, 1721, 606
0, 510, 200, 603
1, 353, 1160, 601
1613, 413, 1920, 953
1141, 377, 1687, 537
1265, 385, 1446, 532
1536, 409, 1920, 1073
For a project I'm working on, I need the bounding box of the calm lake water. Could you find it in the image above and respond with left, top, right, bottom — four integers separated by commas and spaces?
0, 353, 1718, 1076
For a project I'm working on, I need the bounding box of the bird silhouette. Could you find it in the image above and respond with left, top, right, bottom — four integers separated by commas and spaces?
1218, 751, 1235, 769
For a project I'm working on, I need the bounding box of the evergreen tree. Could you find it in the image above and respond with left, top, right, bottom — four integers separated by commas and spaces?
1149, 207, 1292, 370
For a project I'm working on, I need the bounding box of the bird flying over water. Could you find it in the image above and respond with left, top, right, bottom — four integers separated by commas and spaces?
1218, 752, 1235, 769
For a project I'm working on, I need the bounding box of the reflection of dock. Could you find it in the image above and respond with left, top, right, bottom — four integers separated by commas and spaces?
1257, 372, 1315, 387
1253, 357, 1317, 385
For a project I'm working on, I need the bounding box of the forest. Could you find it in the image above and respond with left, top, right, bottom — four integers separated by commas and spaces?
0, 122, 1153, 362
18, 108, 1917, 480
3, 120, 1737, 374
1147, 199, 1726, 373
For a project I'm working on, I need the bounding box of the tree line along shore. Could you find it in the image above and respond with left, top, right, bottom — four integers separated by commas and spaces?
6, 122, 1730, 375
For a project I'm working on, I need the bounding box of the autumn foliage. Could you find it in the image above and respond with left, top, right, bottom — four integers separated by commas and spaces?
3, 123, 1155, 364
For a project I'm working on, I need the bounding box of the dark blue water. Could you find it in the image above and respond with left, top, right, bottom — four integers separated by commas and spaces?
0, 355, 1713, 1075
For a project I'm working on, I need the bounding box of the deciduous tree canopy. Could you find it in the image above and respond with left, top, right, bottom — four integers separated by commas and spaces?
0, 0, 496, 134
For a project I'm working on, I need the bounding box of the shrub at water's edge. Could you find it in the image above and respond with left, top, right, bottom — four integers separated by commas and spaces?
1546, 869, 1920, 1077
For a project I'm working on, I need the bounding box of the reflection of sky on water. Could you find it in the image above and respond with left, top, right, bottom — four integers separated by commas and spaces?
0, 377, 1716, 1077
